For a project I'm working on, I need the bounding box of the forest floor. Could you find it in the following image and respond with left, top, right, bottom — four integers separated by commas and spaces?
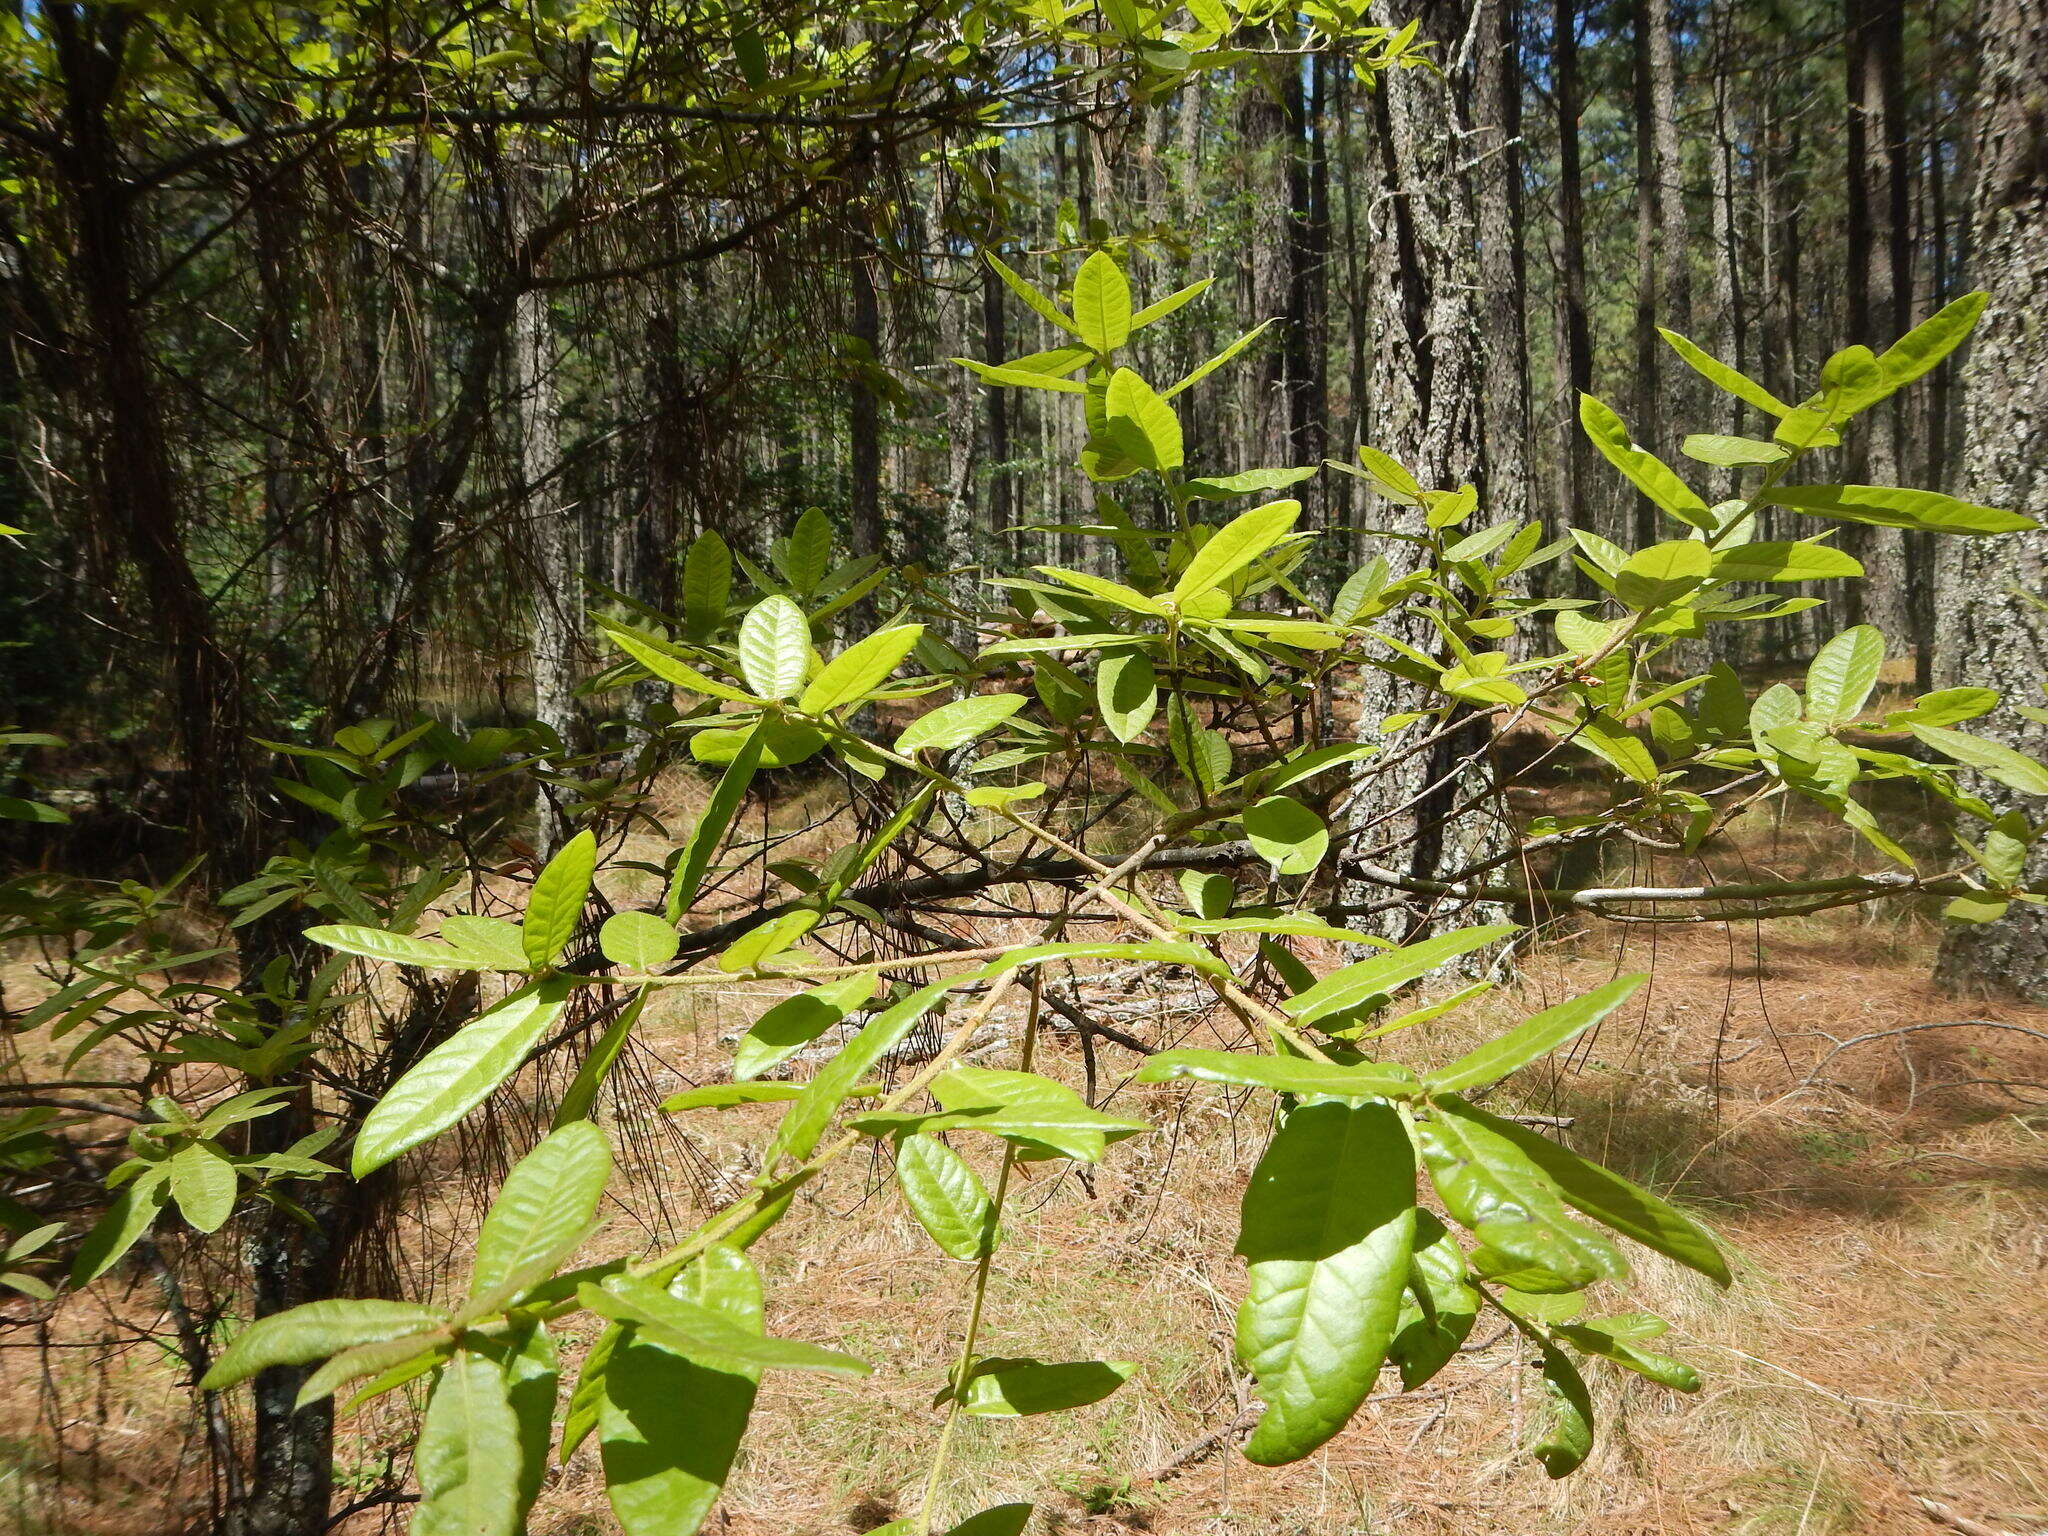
5, 764, 2048, 1535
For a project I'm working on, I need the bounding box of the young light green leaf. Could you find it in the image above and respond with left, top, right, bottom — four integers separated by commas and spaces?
1281, 925, 1518, 1029
523, 830, 596, 968
1875, 291, 1988, 390
1656, 329, 1791, 416
1103, 367, 1183, 471
1241, 794, 1328, 876
1613, 540, 1711, 609
201, 1298, 451, 1390
599, 911, 679, 970
441, 915, 531, 970
1910, 724, 2048, 795
893, 1132, 993, 1259
895, 693, 1026, 754
596, 616, 755, 701
1237, 1101, 1417, 1464
777, 507, 832, 595
736, 595, 811, 700
733, 974, 879, 1080
1423, 976, 1645, 1093
1096, 649, 1158, 743
799, 624, 924, 715
583, 1275, 869, 1376
1578, 395, 1713, 527
682, 530, 732, 641
167, 1144, 238, 1233
767, 980, 954, 1163
553, 989, 645, 1128
1805, 625, 1885, 725
1130, 276, 1212, 329
1710, 541, 1863, 583
985, 253, 1081, 338
1070, 250, 1132, 352
472, 1121, 611, 1296
70, 1172, 168, 1285
304, 925, 493, 971
414, 1349, 525, 1536
1171, 499, 1301, 605
352, 979, 573, 1176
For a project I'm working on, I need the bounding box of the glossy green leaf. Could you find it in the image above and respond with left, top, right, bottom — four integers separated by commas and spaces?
734, 974, 879, 1080
523, 830, 596, 968
200, 1297, 450, 1390
1172, 499, 1301, 604
471, 1121, 610, 1296
1875, 291, 1988, 390
599, 911, 679, 970
668, 726, 765, 922
1805, 625, 1885, 725
1417, 1098, 1626, 1286
800, 624, 925, 714
1554, 1319, 1701, 1392
1071, 250, 1132, 352
601, 1246, 762, 1536
1910, 724, 2048, 795
1578, 395, 1712, 527
682, 530, 732, 641
1614, 540, 1711, 609
414, 1349, 525, 1536
893, 1132, 993, 1259
1531, 1343, 1595, 1478
736, 595, 811, 700
598, 617, 755, 702
553, 989, 645, 1128
1096, 648, 1158, 743
1657, 329, 1791, 416
440, 915, 531, 970
1424, 976, 1644, 1093
304, 925, 492, 971
1281, 925, 1517, 1029
1710, 540, 1862, 582
1103, 367, 1183, 471
582, 1275, 868, 1376
767, 980, 954, 1163
896, 693, 1026, 754
1236, 1101, 1417, 1464
854, 1066, 1149, 1162
985, 253, 1080, 339
1388, 1212, 1479, 1390
1242, 794, 1328, 875
352, 979, 573, 1176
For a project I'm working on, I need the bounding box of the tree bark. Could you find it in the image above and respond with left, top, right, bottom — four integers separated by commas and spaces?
1474, 0, 1531, 526
1552, 0, 1595, 544
1932, 0, 2048, 998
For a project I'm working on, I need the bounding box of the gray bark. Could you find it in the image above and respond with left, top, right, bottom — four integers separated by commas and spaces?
1933, 0, 2048, 997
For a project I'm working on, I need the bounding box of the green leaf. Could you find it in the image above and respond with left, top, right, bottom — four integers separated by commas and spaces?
777, 507, 833, 595
682, 530, 732, 641
1281, 925, 1517, 1029
1096, 649, 1158, 743
1070, 250, 1132, 352
734, 974, 879, 1080
1875, 291, 1988, 390
1236, 1101, 1417, 1464
1423, 976, 1645, 1093
352, 979, 573, 1176
596, 616, 755, 701
553, 989, 645, 1128
668, 727, 765, 922
1531, 1344, 1595, 1477
981, 938, 1227, 978
1388, 1213, 1479, 1390
582, 1275, 869, 1376
1805, 625, 1885, 725
1680, 434, 1790, 467
895, 693, 1026, 754
601, 1247, 762, 1536
1136, 1048, 1418, 1103
600, 912, 679, 970
768, 980, 954, 1163
1710, 540, 1862, 582
304, 925, 492, 971
956, 357, 1086, 393
985, 253, 1080, 339
523, 830, 596, 968
1578, 395, 1712, 527
441, 915, 531, 970
1130, 276, 1212, 329
201, 1297, 450, 1390
70, 1173, 167, 1285
1172, 499, 1301, 604
736, 595, 812, 700
1656, 329, 1791, 417
893, 1133, 993, 1259
1554, 1318, 1700, 1392
1613, 540, 1711, 609
1765, 484, 2033, 535
1163, 319, 1274, 398
472, 1121, 610, 1297
1575, 712, 1659, 783
1241, 795, 1327, 876
662, 1081, 826, 1111
800, 624, 924, 714
1910, 724, 2048, 795
854, 1068, 1148, 1162
414, 1349, 525, 1536
167, 1145, 238, 1233
1181, 466, 1319, 501
1417, 1098, 1626, 1286
955, 1357, 1135, 1416
1885, 687, 1998, 728
1103, 368, 1183, 471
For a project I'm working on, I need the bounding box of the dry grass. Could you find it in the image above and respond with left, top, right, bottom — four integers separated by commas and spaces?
5, 784, 2047, 1536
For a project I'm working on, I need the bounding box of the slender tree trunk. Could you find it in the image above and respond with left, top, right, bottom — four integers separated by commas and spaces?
849, 254, 884, 569
1552, 0, 1595, 540
1475, 0, 1531, 526
1932, 0, 2048, 998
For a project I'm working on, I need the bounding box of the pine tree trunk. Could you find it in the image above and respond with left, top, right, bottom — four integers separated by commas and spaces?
1932, 0, 2048, 998
1552, 0, 1595, 542
1475, 0, 1531, 526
